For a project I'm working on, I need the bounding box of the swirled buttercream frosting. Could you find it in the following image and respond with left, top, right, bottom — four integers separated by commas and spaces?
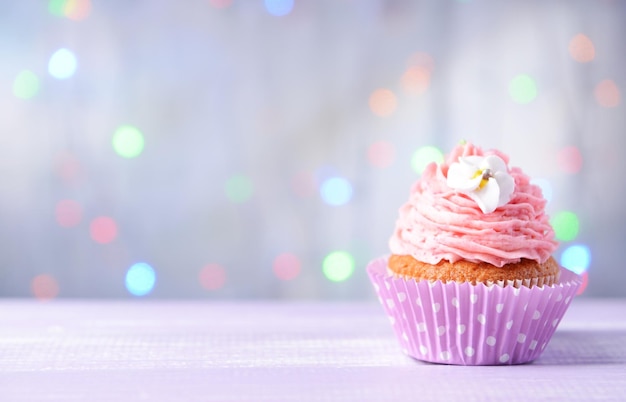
389, 143, 557, 267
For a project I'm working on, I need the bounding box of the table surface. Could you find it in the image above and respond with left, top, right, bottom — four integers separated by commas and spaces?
1, 299, 625, 401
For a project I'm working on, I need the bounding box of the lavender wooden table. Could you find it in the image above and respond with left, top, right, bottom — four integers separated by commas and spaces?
1, 299, 625, 401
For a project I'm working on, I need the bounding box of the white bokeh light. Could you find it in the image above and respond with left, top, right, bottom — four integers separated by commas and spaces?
48, 48, 78, 79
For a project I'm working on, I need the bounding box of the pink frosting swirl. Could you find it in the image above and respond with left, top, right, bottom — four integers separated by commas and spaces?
389, 143, 557, 267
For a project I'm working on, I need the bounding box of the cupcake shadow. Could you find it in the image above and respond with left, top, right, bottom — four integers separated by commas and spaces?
534, 330, 626, 365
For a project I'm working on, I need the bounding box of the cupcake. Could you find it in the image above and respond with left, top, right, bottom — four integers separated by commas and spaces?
367, 142, 582, 365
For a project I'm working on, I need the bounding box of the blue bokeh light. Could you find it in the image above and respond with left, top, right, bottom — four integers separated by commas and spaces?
560, 244, 591, 275
48, 48, 78, 79
125, 262, 156, 296
320, 177, 353, 206
265, 0, 294, 16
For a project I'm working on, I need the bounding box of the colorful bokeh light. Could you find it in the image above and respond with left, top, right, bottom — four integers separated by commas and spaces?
13, 71, 39, 99
112, 125, 145, 158
320, 177, 353, 206
402, 52, 434, 95
411, 146, 443, 174
401, 66, 430, 95
67, 0, 91, 20
569, 33, 595, 63
551, 211, 580, 242
265, 0, 294, 16
90, 216, 118, 244
48, 48, 78, 79
49, 0, 65, 15
509, 74, 537, 104
322, 251, 355, 282
594, 80, 620, 108
199, 263, 227, 290
55, 199, 83, 228
557, 146, 583, 174
49, 0, 92, 20
125, 263, 156, 296
367, 141, 396, 168
226, 175, 253, 203
31, 274, 60, 300
369, 88, 397, 117
66, 0, 91, 20
273, 253, 301, 281
560, 244, 591, 275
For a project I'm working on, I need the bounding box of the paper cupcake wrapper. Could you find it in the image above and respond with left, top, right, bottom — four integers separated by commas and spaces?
367, 256, 582, 365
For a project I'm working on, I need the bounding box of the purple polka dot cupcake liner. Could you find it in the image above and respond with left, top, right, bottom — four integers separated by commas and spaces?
367, 256, 583, 366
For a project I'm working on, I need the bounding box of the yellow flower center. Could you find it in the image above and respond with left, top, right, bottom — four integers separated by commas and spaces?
472, 169, 493, 189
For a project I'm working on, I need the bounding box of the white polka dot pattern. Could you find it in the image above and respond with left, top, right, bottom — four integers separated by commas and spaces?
367, 257, 583, 366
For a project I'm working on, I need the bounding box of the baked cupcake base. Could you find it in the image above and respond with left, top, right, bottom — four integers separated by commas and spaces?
368, 256, 582, 365
388, 254, 561, 288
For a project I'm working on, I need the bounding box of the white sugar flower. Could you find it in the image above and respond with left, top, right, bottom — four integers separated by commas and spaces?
446, 155, 515, 214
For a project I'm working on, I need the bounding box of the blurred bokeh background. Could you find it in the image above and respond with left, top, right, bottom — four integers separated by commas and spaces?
0, 0, 623, 300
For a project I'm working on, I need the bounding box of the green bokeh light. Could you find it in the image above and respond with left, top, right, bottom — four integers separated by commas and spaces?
411, 146, 444, 174
226, 175, 253, 203
551, 211, 579, 242
48, 0, 66, 16
112, 126, 145, 158
13, 71, 39, 99
322, 251, 355, 282
509, 74, 537, 104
